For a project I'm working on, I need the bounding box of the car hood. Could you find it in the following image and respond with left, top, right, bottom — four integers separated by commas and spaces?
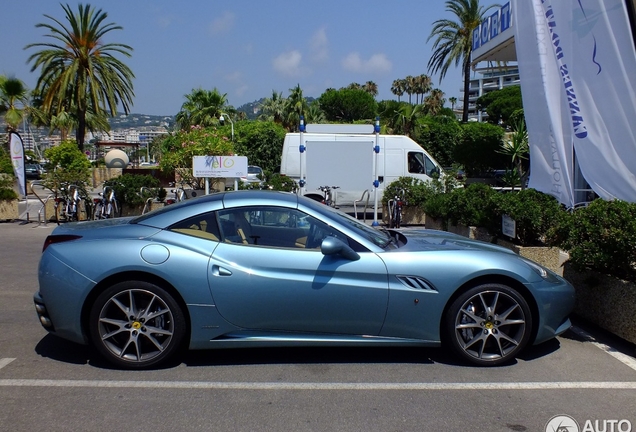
397, 229, 516, 255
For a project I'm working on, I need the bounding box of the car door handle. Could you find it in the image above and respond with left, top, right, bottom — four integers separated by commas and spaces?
212, 265, 232, 276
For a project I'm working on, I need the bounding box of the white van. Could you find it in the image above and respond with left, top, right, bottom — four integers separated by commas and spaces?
280, 127, 442, 206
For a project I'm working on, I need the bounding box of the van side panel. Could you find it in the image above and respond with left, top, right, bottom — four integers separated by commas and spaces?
305, 140, 374, 205
280, 132, 443, 206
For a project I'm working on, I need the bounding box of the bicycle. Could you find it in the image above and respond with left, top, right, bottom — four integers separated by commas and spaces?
388, 189, 406, 228
139, 187, 154, 215
318, 185, 340, 208
54, 184, 83, 224
166, 181, 187, 205
93, 184, 119, 219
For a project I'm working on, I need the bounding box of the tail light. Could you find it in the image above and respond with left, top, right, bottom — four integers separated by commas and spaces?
166, 199, 176, 205
42, 235, 82, 252
93, 198, 101, 204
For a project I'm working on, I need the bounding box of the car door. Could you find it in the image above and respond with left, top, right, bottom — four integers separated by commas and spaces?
208, 206, 389, 336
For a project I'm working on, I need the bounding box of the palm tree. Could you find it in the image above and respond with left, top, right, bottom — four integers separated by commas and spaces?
427, 0, 497, 122
391, 79, 405, 102
414, 74, 432, 104
396, 103, 425, 138
404, 75, 416, 104
25, 3, 134, 151
305, 101, 326, 124
258, 90, 286, 124
284, 84, 308, 132
363, 81, 378, 98
0, 76, 29, 131
176, 87, 229, 129
449, 96, 458, 110
424, 88, 446, 115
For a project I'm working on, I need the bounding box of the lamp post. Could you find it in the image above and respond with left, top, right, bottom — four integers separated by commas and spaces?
219, 112, 236, 192
219, 113, 234, 141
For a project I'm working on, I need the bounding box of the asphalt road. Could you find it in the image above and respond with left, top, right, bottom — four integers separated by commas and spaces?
1, 221, 635, 432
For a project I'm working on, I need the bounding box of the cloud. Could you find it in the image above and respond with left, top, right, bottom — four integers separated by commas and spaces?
341, 52, 392, 74
273, 50, 304, 77
310, 28, 328, 63
209, 11, 235, 35
234, 84, 248, 97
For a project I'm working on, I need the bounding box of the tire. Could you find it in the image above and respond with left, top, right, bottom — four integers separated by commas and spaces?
55, 200, 66, 224
93, 202, 104, 220
444, 284, 532, 366
89, 281, 186, 369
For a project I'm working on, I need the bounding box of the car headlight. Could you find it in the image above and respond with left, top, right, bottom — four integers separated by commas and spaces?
521, 257, 561, 283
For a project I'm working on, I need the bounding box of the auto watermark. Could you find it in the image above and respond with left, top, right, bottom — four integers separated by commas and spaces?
546, 414, 632, 432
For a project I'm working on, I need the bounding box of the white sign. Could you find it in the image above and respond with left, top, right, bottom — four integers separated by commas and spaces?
502, 214, 516, 239
193, 155, 248, 178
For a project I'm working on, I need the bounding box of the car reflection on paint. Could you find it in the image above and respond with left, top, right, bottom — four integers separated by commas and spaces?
34, 190, 575, 369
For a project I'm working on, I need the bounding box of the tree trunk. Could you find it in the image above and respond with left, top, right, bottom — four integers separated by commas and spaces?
461, 57, 471, 123
76, 110, 86, 152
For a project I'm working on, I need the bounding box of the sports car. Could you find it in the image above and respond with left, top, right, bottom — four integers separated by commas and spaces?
34, 190, 575, 369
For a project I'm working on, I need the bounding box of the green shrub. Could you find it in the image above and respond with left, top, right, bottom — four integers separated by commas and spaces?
0, 173, 18, 200
495, 189, 563, 246
444, 183, 498, 232
261, 173, 296, 192
553, 200, 636, 281
104, 173, 161, 207
382, 177, 431, 206
0, 147, 14, 175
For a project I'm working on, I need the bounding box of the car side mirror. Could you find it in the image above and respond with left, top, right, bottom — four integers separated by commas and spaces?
320, 237, 360, 261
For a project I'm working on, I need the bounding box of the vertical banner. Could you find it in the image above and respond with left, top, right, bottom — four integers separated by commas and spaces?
513, 0, 575, 207
514, 0, 636, 205
9, 132, 26, 197
552, 0, 636, 202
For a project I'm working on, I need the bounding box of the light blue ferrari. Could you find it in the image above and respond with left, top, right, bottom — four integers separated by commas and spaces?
34, 190, 575, 369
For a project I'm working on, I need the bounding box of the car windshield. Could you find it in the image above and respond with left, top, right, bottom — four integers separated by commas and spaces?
302, 198, 392, 248
248, 166, 261, 174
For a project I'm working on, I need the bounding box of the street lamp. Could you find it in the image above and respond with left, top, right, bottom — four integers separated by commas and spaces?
219, 113, 234, 141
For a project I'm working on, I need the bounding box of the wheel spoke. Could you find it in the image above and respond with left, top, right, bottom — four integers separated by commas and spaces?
127, 290, 138, 316
499, 318, 525, 326
498, 303, 519, 321
458, 308, 483, 325
142, 332, 167, 351
497, 331, 520, 346
110, 297, 130, 316
455, 322, 482, 330
144, 324, 172, 337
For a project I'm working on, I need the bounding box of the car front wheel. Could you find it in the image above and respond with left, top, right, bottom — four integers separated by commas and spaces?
445, 284, 532, 366
89, 281, 186, 369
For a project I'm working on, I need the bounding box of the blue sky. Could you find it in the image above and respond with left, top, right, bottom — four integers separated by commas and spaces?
1, 1, 471, 116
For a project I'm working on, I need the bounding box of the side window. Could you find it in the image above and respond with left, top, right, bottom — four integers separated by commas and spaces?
217, 206, 350, 249
408, 152, 439, 177
169, 212, 220, 242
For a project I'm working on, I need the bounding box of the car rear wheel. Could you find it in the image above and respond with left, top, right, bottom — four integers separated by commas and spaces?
445, 284, 532, 366
89, 281, 186, 369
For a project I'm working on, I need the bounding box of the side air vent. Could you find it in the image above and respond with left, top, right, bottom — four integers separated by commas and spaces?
396, 276, 438, 292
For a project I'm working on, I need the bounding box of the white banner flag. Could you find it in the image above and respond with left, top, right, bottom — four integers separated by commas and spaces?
514, 0, 636, 205
10, 132, 26, 197
514, 0, 576, 207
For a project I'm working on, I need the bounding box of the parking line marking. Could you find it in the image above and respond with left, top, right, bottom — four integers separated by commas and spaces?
1, 379, 635, 391
571, 326, 636, 372
0, 358, 15, 370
